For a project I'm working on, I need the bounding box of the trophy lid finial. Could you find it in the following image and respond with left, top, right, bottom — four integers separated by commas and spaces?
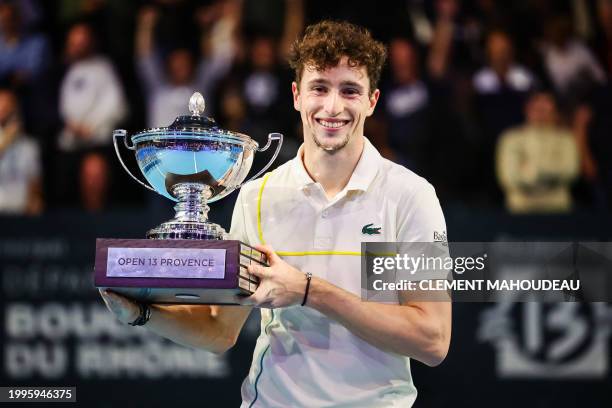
189, 92, 206, 116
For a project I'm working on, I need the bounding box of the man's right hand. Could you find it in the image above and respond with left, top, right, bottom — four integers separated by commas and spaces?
99, 289, 141, 325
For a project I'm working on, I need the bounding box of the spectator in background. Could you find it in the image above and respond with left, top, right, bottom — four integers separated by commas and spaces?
135, 1, 239, 128
540, 15, 606, 111
0, 1, 49, 88
56, 0, 137, 65
496, 92, 579, 214
59, 22, 127, 152
0, 88, 43, 215
471, 29, 537, 204
473, 29, 537, 142
56, 22, 127, 209
220, 35, 295, 139
215, 0, 304, 163
574, 82, 612, 211
379, 1, 475, 201
243, 0, 304, 60
216, 34, 297, 167
0, 0, 51, 136
218, 82, 247, 132
380, 38, 430, 172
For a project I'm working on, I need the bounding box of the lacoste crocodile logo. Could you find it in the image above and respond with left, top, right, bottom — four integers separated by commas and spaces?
362, 223, 381, 235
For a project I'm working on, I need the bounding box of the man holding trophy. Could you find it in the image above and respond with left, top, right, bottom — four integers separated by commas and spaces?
100, 21, 451, 407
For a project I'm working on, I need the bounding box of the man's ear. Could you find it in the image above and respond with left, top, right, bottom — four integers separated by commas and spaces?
366, 89, 380, 117
292, 81, 301, 111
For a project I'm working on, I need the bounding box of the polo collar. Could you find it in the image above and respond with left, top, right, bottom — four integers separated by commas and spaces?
290, 137, 382, 192
345, 138, 381, 192
290, 143, 316, 188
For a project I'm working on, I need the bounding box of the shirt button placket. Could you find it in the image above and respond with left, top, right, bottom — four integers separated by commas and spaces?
313, 207, 333, 249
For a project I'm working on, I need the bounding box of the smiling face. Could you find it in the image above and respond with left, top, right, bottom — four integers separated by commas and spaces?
292, 57, 380, 153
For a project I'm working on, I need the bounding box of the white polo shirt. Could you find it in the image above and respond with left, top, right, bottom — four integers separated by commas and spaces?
230, 137, 447, 407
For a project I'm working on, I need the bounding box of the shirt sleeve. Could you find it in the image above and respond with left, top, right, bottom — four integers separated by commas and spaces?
395, 182, 451, 283
397, 182, 447, 243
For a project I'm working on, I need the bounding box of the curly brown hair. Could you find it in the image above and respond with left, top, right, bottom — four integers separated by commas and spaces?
288, 20, 387, 95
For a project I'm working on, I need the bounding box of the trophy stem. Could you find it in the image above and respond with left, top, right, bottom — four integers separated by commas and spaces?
146, 183, 226, 240
171, 183, 212, 224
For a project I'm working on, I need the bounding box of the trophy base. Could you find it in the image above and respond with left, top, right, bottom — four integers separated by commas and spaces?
94, 184, 263, 304
94, 238, 264, 304
146, 221, 226, 240
102, 287, 252, 305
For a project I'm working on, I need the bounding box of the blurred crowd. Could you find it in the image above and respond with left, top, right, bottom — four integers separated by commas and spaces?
0, 0, 611, 215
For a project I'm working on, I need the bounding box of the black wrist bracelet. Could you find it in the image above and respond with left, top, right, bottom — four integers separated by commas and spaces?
301, 272, 313, 306
129, 303, 151, 326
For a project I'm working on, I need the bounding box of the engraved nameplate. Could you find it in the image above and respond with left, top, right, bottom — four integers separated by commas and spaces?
106, 247, 226, 279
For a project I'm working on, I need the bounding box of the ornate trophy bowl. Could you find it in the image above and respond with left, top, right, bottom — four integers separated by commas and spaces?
113, 92, 282, 240
94, 92, 282, 304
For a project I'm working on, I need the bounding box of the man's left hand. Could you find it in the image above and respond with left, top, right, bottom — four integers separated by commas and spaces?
238, 245, 307, 309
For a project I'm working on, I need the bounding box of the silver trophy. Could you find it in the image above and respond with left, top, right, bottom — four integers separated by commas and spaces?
93, 92, 282, 304
114, 91, 282, 239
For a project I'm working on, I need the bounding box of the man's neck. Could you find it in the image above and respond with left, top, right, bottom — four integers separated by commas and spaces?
302, 136, 365, 200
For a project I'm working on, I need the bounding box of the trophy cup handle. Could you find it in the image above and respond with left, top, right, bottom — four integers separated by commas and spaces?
244, 132, 283, 183
113, 129, 156, 192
